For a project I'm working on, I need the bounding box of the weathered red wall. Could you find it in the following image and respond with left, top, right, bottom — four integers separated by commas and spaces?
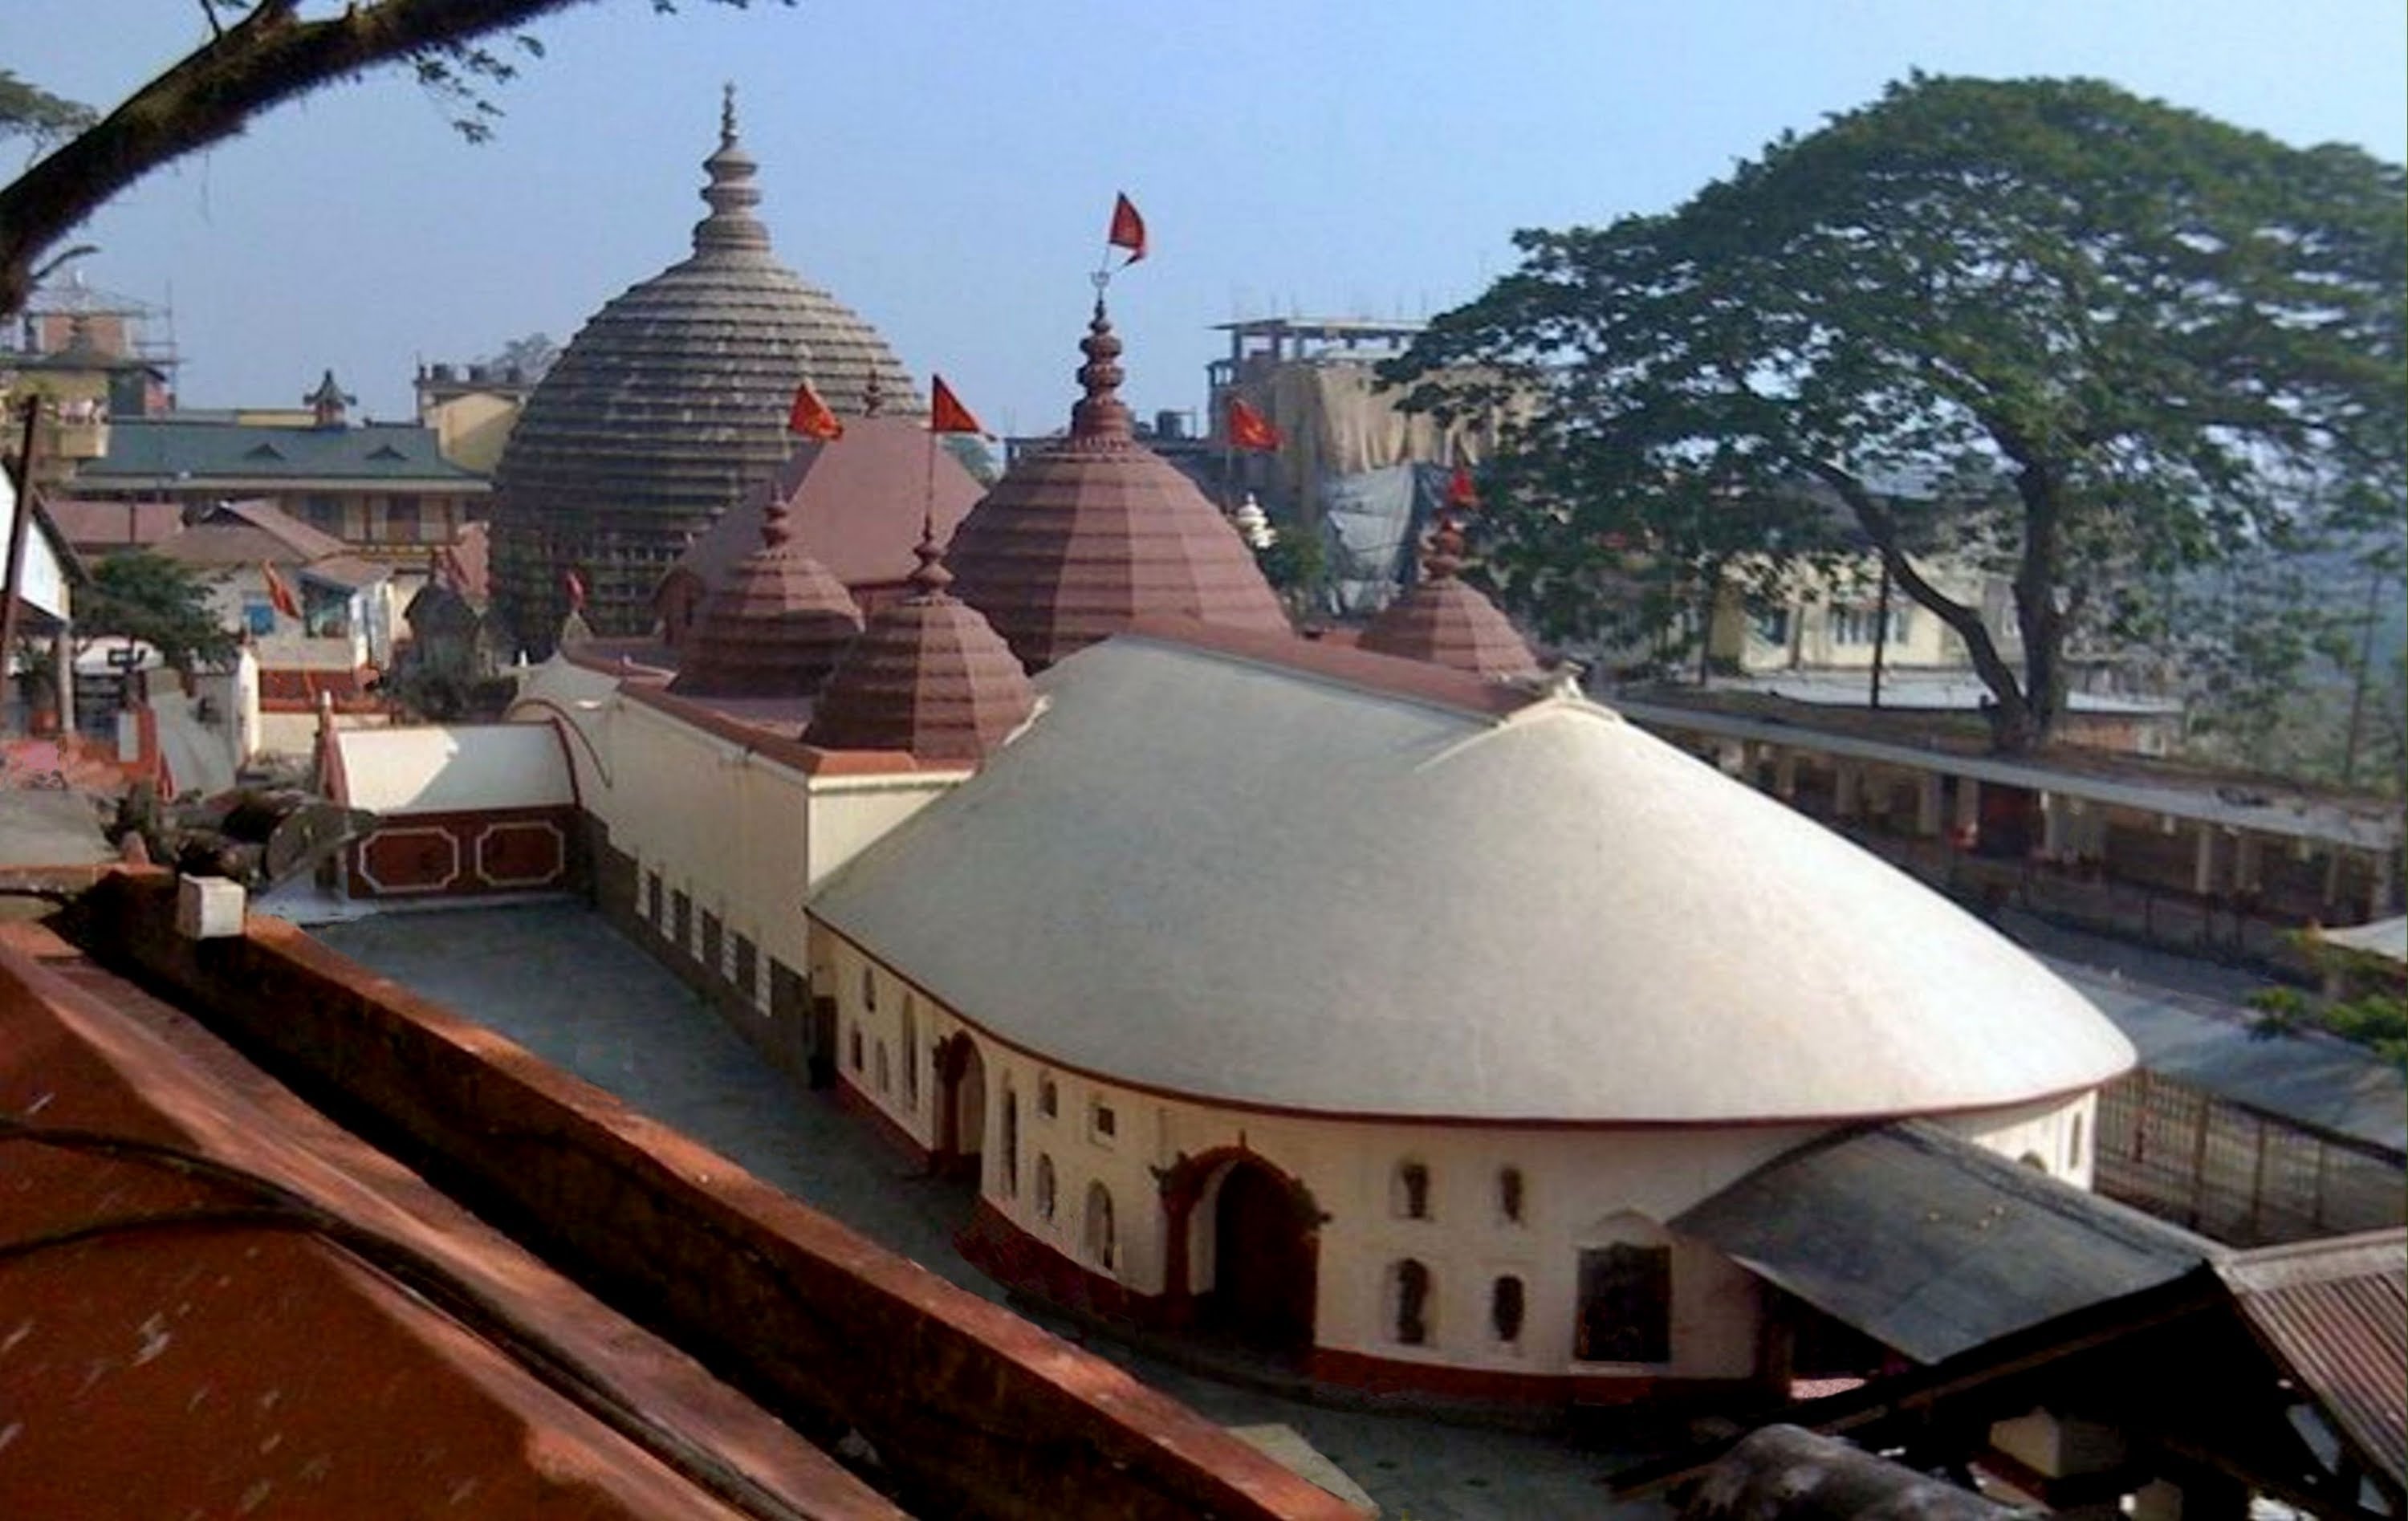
67, 873, 1356, 1521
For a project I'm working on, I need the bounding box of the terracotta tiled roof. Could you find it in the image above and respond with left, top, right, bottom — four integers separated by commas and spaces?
946, 302, 1287, 670
490, 92, 917, 648
1358, 508, 1538, 680
149, 498, 388, 587
666, 500, 863, 698
804, 527, 1035, 763
664, 413, 983, 605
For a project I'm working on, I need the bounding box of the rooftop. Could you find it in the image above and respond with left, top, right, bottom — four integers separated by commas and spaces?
74, 417, 485, 485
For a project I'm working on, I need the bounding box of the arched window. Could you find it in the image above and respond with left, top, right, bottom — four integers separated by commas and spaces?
860, 966, 877, 1013
848, 1025, 863, 1072
1038, 1076, 1058, 1119
1499, 1166, 1526, 1224
1392, 1161, 1430, 1220
1084, 1181, 1117, 1272
999, 1087, 1019, 1196
2068, 1111, 2085, 1170
1491, 1275, 1526, 1344
1390, 1259, 1432, 1345
875, 1043, 890, 1094
1035, 1153, 1057, 1222
900, 998, 918, 1105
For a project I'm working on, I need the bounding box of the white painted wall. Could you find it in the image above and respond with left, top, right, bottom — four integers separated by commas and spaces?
820, 932, 2101, 1383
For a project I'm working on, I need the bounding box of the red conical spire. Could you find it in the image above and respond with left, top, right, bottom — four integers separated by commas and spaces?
1070, 299, 1133, 440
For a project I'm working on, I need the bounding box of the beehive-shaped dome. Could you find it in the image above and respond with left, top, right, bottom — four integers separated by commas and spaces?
491, 92, 917, 649
667, 500, 863, 698
1360, 504, 1540, 680
805, 525, 1036, 763
946, 302, 1288, 670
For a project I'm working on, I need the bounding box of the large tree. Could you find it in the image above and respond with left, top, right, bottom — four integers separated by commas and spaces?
1385, 75, 2406, 754
0, 0, 778, 318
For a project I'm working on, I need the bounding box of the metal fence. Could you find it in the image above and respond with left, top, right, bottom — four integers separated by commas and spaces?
2095, 1068, 2406, 1247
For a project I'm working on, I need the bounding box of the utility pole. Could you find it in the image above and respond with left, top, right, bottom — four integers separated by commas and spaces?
2, 395, 43, 736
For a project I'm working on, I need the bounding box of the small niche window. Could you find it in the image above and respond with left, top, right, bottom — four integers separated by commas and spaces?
1038, 1077, 1059, 1120
2068, 1112, 2085, 1170
1084, 1182, 1117, 1272
860, 966, 877, 1013
901, 998, 918, 1105
644, 872, 661, 925
1035, 1154, 1057, 1222
1491, 1275, 1526, 1344
1499, 1166, 1526, 1225
1390, 1259, 1432, 1346
671, 889, 691, 949
1000, 1088, 1019, 1196
1392, 1161, 1431, 1221
848, 1026, 863, 1072
875, 1043, 891, 1094
1089, 1100, 1116, 1144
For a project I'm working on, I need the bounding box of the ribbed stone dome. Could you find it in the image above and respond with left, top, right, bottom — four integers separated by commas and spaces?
804, 527, 1036, 763
946, 301, 1288, 671
1360, 509, 1540, 680
491, 92, 917, 652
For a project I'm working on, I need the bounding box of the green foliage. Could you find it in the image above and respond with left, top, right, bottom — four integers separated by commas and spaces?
77, 552, 239, 675
478, 331, 563, 381
1385, 74, 2407, 752
1256, 527, 1326, 597
0, 69, 94, 148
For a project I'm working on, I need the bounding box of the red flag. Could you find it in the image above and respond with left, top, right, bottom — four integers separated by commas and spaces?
563, 567, 587, 612
1107, 193, 1147, 264
1226, 396, 1281, 452
261, 562, 301, 620
928, 375, 987, 437
1447, 465, 1480, 510
787, 378, 844, 441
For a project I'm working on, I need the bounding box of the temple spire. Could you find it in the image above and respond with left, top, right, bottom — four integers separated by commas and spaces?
761, 496, 793, 551
694, 84, 769, 254
1069, 298, 1133, 440
1422, 505, 1466, 584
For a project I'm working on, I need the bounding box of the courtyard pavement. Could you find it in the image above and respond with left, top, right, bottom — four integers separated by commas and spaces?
312, 901, 1657, 1521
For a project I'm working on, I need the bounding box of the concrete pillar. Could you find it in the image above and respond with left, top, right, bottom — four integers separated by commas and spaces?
2192, 825, 2218, 897
2042, 794, 2069, 860
1834, 762, 1861, 819
1916, 772, 1943, 837
1773, 748, 1798, 801
1954, 777, 1980, 836
2233, 834, 2262, 896
51, 625, 73, 734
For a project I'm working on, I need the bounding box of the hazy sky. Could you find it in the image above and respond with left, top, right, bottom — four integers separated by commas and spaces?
7, 2, 2404, 437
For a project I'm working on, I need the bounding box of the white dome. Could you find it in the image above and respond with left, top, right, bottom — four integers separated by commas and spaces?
811, 630, 2134, 1122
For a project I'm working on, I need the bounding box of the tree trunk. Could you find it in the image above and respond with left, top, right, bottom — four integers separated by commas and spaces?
2007, 460, 2068, 756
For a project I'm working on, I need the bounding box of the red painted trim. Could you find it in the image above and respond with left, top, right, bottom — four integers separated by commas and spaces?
618, 683, 936, 778
344, 807, 574, 900
956, 1198, 1156, 1329
811, 924, 2105, 1133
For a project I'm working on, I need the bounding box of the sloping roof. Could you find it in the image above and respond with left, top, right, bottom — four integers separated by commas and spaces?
2215, 1229, 2407, 1494
670, 414, 982, 594
148, 498, 387, 587
810, 630, 2133, 1123
2057, 964, 2407, 1156
331, 723, 575, 813
2320, 916, 2408, 966
74, 417, 483, 483
1674, 1122, 2218, 1364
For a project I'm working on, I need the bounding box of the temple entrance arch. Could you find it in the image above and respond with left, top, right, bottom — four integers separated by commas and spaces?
933, 1035, 986, 1183
1158, 1148, 1319, 1355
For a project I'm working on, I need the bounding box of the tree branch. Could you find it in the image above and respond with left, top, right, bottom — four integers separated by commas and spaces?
0, 0, 592, 315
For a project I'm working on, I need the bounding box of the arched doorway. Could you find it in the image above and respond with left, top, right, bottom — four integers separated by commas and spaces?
1205, 1158, 1316, 1352
933, 1036, 986, 1183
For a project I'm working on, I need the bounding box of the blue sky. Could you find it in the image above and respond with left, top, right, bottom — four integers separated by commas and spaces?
6, 1, 2403, 437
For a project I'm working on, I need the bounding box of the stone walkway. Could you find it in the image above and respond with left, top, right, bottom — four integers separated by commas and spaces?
311, 901, 1654, 1521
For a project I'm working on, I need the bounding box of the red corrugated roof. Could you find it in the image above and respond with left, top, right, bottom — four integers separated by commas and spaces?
2216, 1229, 2407, 1494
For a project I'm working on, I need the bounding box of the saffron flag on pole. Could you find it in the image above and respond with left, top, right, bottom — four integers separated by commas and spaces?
1107, 193, 1147, 265
787, 378, 844, 441
261, 562, 301, 620
1447, 465, 1480, 510
1226, 397, 1281, 452
563, 567, 587, 612
928, 376, 988, 437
